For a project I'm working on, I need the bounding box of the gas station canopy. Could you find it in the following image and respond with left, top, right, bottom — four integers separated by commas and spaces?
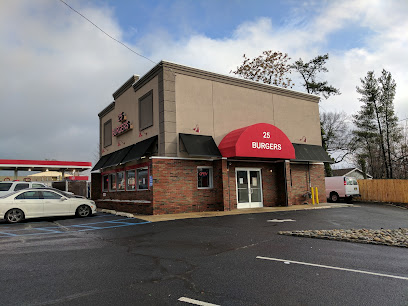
0, 159, 92, 172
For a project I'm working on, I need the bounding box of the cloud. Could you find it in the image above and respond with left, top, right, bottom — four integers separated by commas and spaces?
0, 0, 150, 163
142, 0, 408, 119
0, 0, 406, 168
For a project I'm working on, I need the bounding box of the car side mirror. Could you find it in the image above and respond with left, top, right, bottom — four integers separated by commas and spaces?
60, 197, 68, 201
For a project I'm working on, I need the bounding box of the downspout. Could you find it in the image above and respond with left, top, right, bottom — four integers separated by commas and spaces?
228, 161, 231, 211
283, 160, 288, 206
308, 162, 311, 190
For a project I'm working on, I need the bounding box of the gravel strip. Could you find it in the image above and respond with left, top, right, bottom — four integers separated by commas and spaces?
278, 228, 408, 248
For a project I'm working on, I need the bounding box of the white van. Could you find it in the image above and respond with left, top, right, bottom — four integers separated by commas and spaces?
325, 176, 360, 203
0, 181, 47, 197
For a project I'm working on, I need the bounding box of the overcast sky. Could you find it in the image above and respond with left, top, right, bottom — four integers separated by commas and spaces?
1, 0, 407, 167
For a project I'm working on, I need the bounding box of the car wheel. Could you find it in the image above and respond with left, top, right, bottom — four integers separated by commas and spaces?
330, 192, 339, 203
76, 205, 91, 217
5, 209, 24, 223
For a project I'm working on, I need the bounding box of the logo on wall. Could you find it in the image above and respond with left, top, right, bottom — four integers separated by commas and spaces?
113, 112, 133, 137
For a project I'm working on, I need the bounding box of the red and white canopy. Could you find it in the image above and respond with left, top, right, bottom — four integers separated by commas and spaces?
218, 123, 295, 159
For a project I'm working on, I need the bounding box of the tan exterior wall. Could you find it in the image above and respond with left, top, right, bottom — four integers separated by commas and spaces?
175, 74, 321, 156
100, 75, 160, 157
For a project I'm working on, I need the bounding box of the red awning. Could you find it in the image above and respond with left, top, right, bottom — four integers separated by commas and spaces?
218, 123, 295, 159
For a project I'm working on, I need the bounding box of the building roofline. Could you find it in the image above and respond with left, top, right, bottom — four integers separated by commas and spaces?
98, 101, 115, 118
164, 60, 320, 101
112, 75, 140, 100
132, 60, 320, 102
100, 60, 322, 119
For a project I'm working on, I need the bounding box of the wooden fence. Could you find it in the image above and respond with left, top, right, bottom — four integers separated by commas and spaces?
358, 179, 408, 203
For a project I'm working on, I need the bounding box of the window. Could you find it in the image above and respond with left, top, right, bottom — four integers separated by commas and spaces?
139, 90, 153, 130
14, 183, 29, 191
109, 173, 116, 191
103, 175, 109, 192
42, 191, 63, 199
0, 183, 12, 191
197, 167, 213, 189
126, 170, 136, 191
104, 120, 112, 147
15, 191, 41, 200
345, 177, 358, 185
137, 168, 149, 190
117, 172, 125, 191
32, 183, 45, 188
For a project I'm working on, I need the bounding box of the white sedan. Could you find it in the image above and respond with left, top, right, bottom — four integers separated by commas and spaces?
0, 188, 97, 223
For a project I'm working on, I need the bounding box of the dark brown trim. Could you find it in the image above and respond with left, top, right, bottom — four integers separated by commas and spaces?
113, 75, 139, 100
98, 101, 115, 118
133, 64, 163, 92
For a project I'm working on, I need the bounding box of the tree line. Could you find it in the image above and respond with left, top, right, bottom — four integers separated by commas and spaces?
232, 51, 407, 179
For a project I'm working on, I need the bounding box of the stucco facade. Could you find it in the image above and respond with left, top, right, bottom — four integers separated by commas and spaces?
92, 61, 330, 215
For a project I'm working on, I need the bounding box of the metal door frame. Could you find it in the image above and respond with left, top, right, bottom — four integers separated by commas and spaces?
235, 168, 263, 208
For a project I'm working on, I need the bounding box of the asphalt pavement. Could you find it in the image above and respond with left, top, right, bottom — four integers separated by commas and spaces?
0, 203, 407, 305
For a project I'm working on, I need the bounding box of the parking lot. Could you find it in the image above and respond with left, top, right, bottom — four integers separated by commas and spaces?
0, 203, 407, 305
0, 214, 150, 238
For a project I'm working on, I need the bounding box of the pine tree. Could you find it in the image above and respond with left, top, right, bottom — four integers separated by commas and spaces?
378, 69, 400, 178
353, 70, 402, 178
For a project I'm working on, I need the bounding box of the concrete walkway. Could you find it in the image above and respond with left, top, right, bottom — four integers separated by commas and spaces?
99, 203, 354, 223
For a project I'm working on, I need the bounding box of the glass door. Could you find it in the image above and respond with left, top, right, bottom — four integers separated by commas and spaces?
236, 168, 263, 209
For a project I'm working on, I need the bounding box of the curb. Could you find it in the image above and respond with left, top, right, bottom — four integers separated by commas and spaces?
98, 208, 135, 218
96, 203, 355, 222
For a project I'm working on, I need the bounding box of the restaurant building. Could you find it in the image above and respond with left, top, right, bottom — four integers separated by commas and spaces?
92, 61, 332, 215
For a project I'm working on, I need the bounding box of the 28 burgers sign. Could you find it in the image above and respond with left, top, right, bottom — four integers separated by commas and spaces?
218, 123, 295, 159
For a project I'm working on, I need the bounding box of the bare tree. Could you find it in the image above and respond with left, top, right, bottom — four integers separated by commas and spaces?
230, 50, 294, 88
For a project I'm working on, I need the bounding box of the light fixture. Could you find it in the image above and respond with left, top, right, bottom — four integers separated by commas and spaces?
28, 168, 31, 171
46, 168, 49, 172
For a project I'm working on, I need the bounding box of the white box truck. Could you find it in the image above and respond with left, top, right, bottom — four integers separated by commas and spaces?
325, 176, 360, 203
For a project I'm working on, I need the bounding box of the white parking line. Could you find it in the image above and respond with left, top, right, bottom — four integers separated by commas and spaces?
178, 297, 220, 306
256, 256, 408, 281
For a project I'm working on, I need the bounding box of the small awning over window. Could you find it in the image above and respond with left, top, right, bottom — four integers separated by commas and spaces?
121, 136, 157, 164
179, 133, 222, 157
92, 136, 157, 171
102, 145, 134, 169
292, 143, 333, 163
92, 154, 111, 171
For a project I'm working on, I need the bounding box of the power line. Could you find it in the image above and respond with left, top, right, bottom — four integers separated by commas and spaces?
58, 0, 157, 65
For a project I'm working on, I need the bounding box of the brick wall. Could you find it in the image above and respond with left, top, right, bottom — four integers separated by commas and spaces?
92, 161, 154, 214
151, 158, 223, 214
287, 163, 325, 205
224, 161, 287, 209
310, 163, 326, 204
91, 172, 101, 200
92, 159, 326, 215
95, 200, 153, 214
